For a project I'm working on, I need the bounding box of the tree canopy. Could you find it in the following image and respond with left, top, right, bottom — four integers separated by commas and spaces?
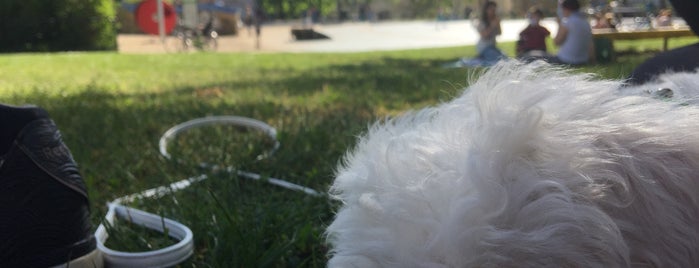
0, 0, 117, 52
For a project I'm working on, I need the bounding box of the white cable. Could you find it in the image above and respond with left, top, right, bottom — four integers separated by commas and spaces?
95, 202, 194, 268
95, 116, 322, 267
158, 116, 320, 196
159, 116, 280, 161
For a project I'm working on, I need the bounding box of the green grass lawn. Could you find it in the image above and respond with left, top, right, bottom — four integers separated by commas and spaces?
0, 37, 696, 267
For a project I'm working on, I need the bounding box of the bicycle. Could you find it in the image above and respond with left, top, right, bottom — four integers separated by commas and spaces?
166, 11, 218, 52
171, 24, 217, 52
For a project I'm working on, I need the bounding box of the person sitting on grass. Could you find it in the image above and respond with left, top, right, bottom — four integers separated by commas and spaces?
448, 1, 506, 68
516, 7, 551, 58
474, 1, 506, 64
543, 0, 594, 65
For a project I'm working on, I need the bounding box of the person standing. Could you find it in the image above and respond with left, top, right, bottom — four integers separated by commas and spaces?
243, 3, 264, 49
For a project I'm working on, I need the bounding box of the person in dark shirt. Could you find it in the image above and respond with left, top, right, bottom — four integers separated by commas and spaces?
628, 0, 699, 85
517, 7, 551, 58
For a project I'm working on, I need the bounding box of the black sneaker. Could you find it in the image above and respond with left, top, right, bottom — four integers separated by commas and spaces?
0, 104, 100, 267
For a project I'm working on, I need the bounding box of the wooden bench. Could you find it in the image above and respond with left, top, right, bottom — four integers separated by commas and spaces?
592, 27, 696, 51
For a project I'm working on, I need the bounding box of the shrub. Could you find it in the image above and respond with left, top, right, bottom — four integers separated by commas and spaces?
0, 0, 117, 52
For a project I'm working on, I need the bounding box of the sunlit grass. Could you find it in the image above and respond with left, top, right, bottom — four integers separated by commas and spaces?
0, 37, 695, 266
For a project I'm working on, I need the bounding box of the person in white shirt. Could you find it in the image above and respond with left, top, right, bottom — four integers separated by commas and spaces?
545, 0, 594, 65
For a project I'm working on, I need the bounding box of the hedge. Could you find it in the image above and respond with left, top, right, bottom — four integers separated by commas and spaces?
0, 0, 117, 52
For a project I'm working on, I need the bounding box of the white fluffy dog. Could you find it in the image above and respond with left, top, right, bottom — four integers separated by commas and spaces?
326, 61, 699, 267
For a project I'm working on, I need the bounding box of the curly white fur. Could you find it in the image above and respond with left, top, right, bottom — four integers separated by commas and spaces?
326, 61, 699, 267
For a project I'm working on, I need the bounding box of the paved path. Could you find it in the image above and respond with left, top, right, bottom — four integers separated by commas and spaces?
118, 19, 560, 53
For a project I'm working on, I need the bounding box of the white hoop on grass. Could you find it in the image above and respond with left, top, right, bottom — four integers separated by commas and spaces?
158, 116, 319, 196
95, 116, 321, 267
159, 116, 280, 161
95, 202, 194, 268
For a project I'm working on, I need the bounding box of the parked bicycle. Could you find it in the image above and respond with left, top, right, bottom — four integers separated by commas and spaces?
168, 11, 218, 52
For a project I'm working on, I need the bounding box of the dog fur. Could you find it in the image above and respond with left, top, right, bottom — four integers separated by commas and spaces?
326, 61, 699, 267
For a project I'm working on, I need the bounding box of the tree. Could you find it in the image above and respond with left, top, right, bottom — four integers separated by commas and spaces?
258, 0, 335, 20
0, 0, 117, 52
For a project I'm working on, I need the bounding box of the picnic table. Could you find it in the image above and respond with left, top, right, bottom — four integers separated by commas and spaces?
592, 27, 696, 51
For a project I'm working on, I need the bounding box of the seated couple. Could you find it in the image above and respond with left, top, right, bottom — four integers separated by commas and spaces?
472, 0, 593, 67
518, 0, 594, 65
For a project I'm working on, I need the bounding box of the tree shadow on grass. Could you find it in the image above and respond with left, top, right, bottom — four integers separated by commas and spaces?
6, 54, 475, 202
14, 84, 383, 267
273, 57, 471, 106
2, 55, 477, 266
4, 52, 644, 266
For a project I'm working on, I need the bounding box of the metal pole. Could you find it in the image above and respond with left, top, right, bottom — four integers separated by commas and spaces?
157, 0, 165, 43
